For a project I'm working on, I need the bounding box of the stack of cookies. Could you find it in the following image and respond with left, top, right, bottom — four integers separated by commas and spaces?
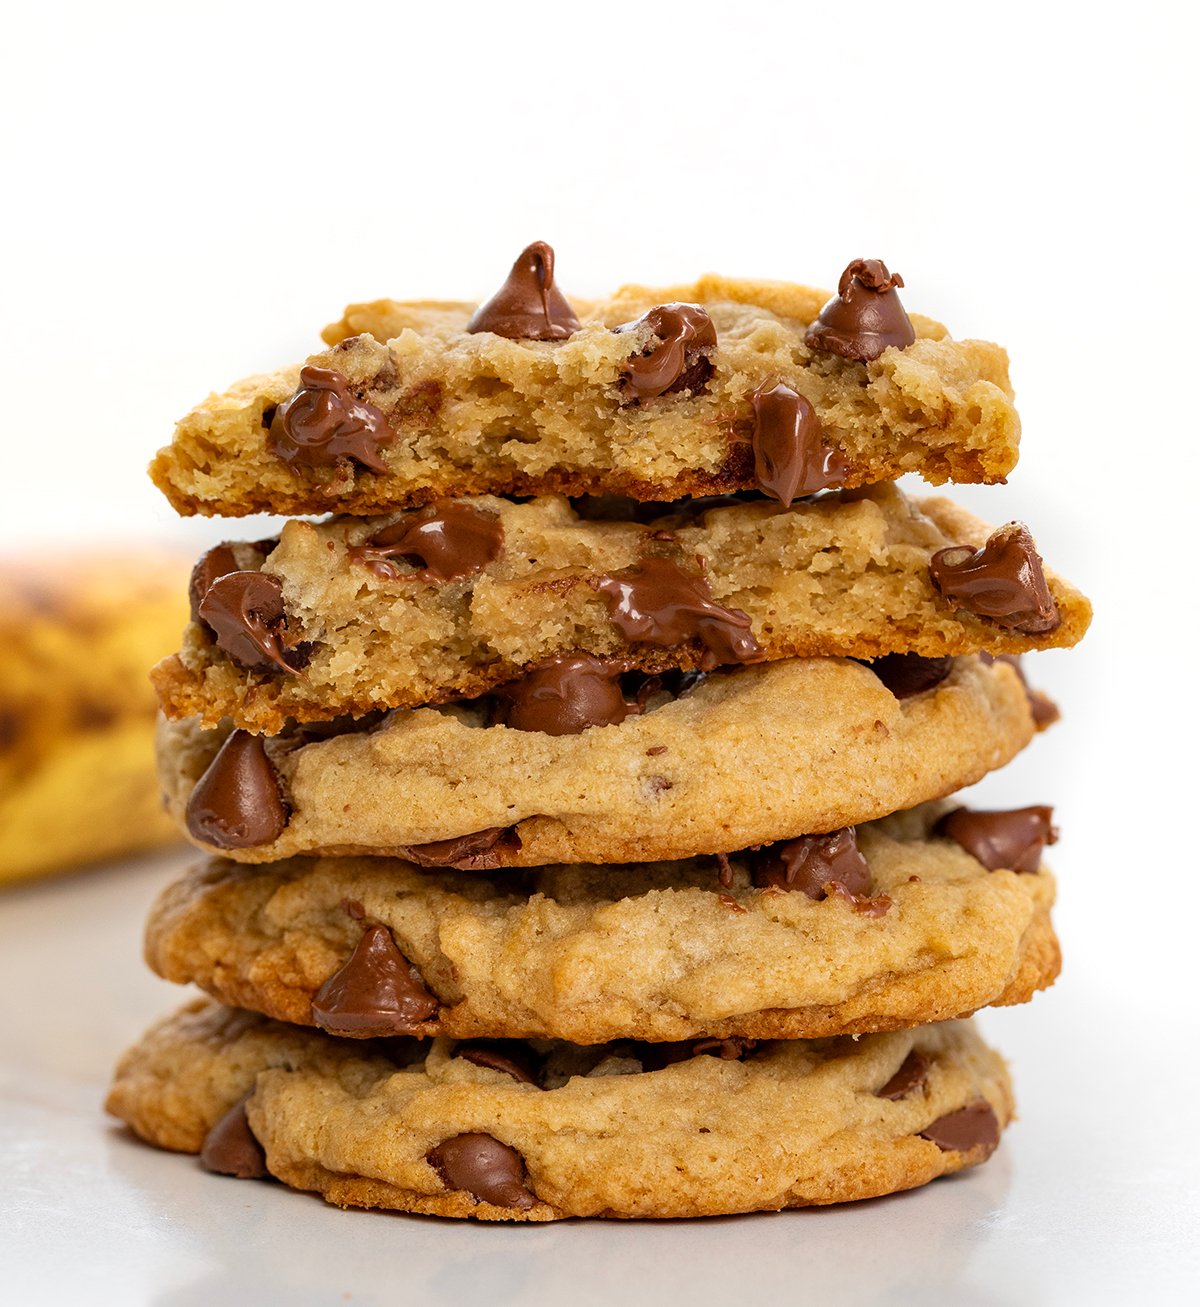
108, 245, 1090, 1220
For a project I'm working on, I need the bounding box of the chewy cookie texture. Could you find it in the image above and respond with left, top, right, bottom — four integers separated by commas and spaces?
143, 801, 1060, 1044
155, 485, 1090, 733
107, 1000, 1013, 1221
112, 242, 1091, 1219
151, 247, 1019, 518
159, 654, 1040, 865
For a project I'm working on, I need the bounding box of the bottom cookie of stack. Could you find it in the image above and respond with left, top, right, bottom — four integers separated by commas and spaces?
107, 999, 1012, 1221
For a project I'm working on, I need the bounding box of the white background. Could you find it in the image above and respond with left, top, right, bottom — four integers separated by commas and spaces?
2, 1, 1198, 1303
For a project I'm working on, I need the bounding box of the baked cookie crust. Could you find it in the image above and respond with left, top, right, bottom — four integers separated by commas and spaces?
107, 999, 1013, 1220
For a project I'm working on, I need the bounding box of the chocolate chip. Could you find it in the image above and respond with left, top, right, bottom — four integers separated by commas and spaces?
749, 380, 848, 505
876, 1050, 930, 1101
805, 258, 916, 362
751, 827, 871, 899
715, 851, 734, 888
198, 571, 303, 673
188, 544, 240, 624
466, 241, 580, 340
455, 1040, 541, 1086
185, 730, 289, 849
935, 805, 1058, 873
919, 1100, 1001, 1154
980, 652, 1061, 728
596, 556, 760, 670
493, 654, 633, 735
427, 1133, 536, 1210
861, 653, 953, 699
268, 366, 395, 473
348, 503, 504, 582
930, 522, 1060, 635
641, 1037, 756, 1071
616, 303, 717, 400
402, 826, 521, 870
310, 924, 439, 1037
199, 1095, 267, 1179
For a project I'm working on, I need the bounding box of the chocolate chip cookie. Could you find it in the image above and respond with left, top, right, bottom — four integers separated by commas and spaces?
153, 485, 1090, 733
107, 999, 1013, 1220
150, 247, 1019, 518
157, 654, 1042, 865
144, 801, 1060, 1043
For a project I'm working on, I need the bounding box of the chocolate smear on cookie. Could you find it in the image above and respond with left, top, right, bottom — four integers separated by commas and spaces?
200, 1094, 268, 1179
467, 241, 580, 340
402, 825, 521, 871
188, 544, 240, 624
185, 730, 289, 849
268, 366, 395, 473
427, 1133, 537, 1210
455, 1040, 541, 1086
494, 654, 633, 735
311, 924, 439, 1037
980, 652, 1060, 728
749, 380, 848, 505
805, 258, 916, 361
616, 303, 717, 400
930, 522, 1060, 634
198, 571, 305, 673
935, 805, 1058, 873
861, 652, 953, 699
876, 1050, 930, 1101
751, 828, 871, 899
596, 557, 759, 669
919, 1100, 1001, 1155
349, 503, 503, 582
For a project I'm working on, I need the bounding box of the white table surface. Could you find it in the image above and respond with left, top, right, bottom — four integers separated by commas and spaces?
3, 842, 1196, 1307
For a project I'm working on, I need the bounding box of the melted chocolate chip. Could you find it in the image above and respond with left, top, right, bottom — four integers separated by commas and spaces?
185, 730, 289, 849
980, 652, 1061, 728
935, 805, 1058, 874
640, 1037, 756, 1071
200, 1095, 267, 1179
494, 654, 633, 735
616, 303, 717, 400
749, 380, 848, 505
466, 241, 580, 340
310, 924, 439, 1037
751, 827, 871, 899
402, 826, 521, 870
348, 503, 504, 582
876, 1050, 930, 1101
427, 1133, 536, 1210
455, 1040, 541, 1086
596, 557, 760, 670
805, 258, 916, 362
188, 544, 240, 624
863, 653, 953, 699
919, 1100, 1001, 1154
268, 366, 395, 473
198, 572, 302, 673
929, 522, 1060, 635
